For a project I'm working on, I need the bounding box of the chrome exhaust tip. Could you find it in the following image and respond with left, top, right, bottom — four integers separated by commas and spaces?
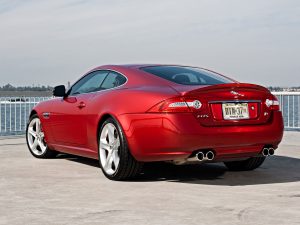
268, 148, 275, 156
262, 148, 269, 157
196, 152, 205, 161
206, 151, 215, 161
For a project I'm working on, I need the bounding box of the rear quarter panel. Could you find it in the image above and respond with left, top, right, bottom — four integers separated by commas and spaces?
85, 85, 179, 152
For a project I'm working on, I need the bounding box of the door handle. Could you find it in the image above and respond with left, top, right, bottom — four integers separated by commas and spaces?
78, 102, 86, 109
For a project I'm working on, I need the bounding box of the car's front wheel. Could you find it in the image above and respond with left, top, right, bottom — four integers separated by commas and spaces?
98, 117, 143, 180
224, 156, 266, 171
26, 115, 57, 158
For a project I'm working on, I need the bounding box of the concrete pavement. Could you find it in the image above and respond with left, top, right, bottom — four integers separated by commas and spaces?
0, 132, 300, 225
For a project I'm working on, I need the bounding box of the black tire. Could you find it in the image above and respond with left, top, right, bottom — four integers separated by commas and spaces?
224, 157, 266, 171
98, 117, 143, 181
26, 114, 58, 159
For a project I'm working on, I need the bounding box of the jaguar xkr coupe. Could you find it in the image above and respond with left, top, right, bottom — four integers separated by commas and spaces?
26, 65, 284, 180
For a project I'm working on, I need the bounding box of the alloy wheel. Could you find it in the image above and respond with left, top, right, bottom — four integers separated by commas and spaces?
27, 118, 47, 156
99, 123, 121, 175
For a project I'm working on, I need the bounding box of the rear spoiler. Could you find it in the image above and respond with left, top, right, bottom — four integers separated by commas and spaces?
185, 83, 270, 95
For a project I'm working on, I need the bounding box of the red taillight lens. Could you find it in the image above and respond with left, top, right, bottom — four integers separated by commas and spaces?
147, 97, 202, 113
265, 96, 280, 111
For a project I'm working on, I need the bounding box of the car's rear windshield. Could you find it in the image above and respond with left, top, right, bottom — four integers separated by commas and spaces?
141, 66, 233, 85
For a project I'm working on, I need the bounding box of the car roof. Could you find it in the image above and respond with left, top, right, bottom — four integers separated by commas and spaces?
121, 64, 163, 69
93, 64, 188, 70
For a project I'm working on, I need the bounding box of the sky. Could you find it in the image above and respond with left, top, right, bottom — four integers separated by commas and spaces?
0, 0, 299, 87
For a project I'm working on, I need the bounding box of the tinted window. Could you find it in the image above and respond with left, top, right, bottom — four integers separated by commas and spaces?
69, 71, 108, 95
141, 66, 232, 85
101, 72, 127, 90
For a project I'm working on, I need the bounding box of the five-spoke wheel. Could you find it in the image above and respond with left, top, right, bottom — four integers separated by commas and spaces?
99, 123, 121, 175
26, 115, 57, 158
98, 117, 143, 180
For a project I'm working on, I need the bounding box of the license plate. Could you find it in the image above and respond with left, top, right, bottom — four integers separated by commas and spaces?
222, 103, 249, 120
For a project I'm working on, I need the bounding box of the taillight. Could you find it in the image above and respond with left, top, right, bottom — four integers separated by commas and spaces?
147, 97, 202, 113
265, 96, 280, 111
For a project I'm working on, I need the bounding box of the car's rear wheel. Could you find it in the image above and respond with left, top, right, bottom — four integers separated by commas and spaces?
98, 117, 143, 180
224, 156, 266, 171
26, 115, 57, 158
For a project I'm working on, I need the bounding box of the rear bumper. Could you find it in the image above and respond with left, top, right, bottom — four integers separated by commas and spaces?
118, 111, 284, 162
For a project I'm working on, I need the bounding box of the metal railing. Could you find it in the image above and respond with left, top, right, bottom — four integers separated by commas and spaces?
0, 97, 51, 136
0, 93, 299, 136
272, 92, 300, 130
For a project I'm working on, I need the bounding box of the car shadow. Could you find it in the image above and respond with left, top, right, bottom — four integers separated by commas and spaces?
57, 154, 100, 168
59, 154, 300, 186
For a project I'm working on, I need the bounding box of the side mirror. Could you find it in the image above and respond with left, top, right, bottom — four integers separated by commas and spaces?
53, 85, 66, 97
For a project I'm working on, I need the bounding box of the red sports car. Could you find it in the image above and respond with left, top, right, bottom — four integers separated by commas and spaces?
26, 65, 284, 180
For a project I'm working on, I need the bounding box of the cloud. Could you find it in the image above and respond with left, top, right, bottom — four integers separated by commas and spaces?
0, 0, 299, 86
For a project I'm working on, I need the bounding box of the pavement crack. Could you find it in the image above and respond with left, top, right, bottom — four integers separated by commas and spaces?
237, 207, 252, 222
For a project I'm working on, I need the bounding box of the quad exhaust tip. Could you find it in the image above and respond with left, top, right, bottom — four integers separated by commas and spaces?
195, 151, 215, 161
196, 152, 204, 161
184, 147, 274, 165
262, 147, 275, 157
206, 151, 215, 161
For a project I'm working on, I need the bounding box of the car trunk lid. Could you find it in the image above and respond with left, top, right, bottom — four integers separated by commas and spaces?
173, 83, 275, 126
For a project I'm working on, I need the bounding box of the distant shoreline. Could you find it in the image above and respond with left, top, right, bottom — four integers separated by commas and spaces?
0, 91, 52, 97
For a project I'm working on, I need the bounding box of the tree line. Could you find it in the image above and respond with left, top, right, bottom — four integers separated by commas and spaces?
1, 83, 299, 92
267, 86, 300, 92
0, 84, 53, 92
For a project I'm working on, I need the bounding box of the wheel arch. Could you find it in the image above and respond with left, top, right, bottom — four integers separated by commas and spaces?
29, 110, 38, 119
96, 113, 134, 157
97, 113, 113, 141
96, 112, 144, 180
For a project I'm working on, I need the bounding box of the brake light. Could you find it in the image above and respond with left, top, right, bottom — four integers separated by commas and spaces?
147, 97, 202, 113
265, 96, 280, 111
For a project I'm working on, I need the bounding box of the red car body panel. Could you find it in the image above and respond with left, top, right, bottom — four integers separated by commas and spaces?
31, 65, 284, 162
118, 111, 283, 161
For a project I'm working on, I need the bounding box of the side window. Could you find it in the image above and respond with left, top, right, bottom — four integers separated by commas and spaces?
101, 72, 127, 90
69, 71, 109, 95
172, 73, 201, 85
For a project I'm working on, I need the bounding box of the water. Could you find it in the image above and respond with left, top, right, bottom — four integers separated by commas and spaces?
0, 95, 299, 136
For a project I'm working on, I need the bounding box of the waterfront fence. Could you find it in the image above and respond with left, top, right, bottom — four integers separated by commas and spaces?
0, 93, 299, 136
0, 97, 51, 136
273, 92, 300, 130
